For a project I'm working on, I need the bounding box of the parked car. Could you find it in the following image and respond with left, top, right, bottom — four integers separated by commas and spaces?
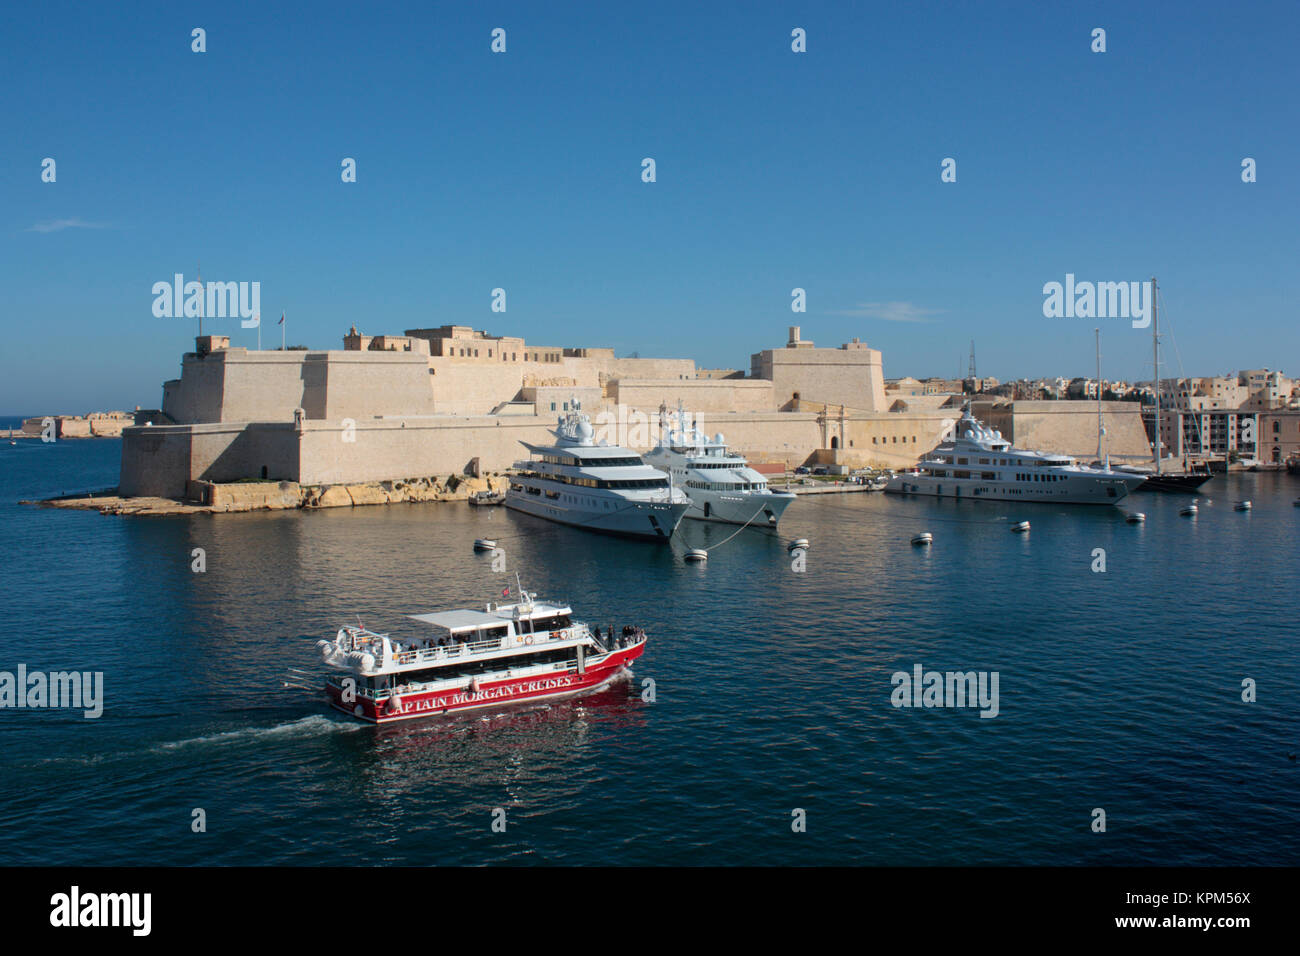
793, 466, 810, 475
812, 466, 828, 476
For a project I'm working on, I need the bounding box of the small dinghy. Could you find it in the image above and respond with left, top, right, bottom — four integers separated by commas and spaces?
1179, 505, 1198, 517
1125, 512, 1146, 523
1234, 500, 1252, 511
1011, 521, 1030, 533
787, 538, 809, 551
911, 532, 933, 546
473, 538, 497, 551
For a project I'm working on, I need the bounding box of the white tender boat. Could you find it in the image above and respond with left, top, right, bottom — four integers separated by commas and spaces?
643, 404, 795, 527
886, 406, 1145, 505
506, 401, 690, 540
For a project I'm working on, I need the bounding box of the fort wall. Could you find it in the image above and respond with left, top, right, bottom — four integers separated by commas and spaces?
973, 400, 1150, 459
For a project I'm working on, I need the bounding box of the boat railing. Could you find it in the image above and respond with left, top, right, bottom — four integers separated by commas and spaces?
339, 626, 387, 653
389, 625, 589, 666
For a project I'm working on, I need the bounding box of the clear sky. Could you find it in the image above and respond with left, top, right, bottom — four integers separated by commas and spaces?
3, 0, 1296, 414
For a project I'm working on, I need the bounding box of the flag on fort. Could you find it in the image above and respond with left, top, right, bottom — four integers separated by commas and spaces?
502, 587, 509, 598
278, 312, 285, 325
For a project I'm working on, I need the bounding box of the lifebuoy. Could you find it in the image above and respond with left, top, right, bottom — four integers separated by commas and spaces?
525, 635, 534, 645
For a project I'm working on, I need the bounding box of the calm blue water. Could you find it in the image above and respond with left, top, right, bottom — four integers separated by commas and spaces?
1, 437, 1297, 866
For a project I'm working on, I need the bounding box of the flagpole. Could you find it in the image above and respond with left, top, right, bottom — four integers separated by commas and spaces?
282, 311, 286, 351
257, 314, 261, 351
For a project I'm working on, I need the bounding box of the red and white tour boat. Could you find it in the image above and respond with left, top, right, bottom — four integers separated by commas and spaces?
316, 580, 647, 723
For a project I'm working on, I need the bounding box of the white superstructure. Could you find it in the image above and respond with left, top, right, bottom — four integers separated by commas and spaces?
506, 401, 691, 540
644, 404, 796, 527
885, 406, 1145, 505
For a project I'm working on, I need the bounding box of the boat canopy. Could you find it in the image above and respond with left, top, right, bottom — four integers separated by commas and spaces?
409, 609, 505, 631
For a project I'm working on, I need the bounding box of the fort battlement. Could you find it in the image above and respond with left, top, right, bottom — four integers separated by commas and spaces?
116, 327, 1151, 501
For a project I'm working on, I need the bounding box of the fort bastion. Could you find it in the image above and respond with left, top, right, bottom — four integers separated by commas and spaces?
118, 324, 1149, 499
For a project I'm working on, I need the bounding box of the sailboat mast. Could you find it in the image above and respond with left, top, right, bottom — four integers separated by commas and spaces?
1151, 276, 1160, 474
1095, 327, 1103, 461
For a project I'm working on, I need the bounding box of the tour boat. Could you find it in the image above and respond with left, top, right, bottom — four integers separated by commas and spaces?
317, 579, 646, 723
885, 405, 1145, 505
506, 400, 691, 540
644, 403, 796, 527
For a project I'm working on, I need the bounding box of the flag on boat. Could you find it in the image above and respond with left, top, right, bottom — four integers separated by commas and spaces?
502, 587, 509, 597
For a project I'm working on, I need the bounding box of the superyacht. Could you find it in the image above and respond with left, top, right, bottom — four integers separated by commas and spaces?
506, 401, 691, 540
885, 406, 1145, 505
644, 404, 796, 527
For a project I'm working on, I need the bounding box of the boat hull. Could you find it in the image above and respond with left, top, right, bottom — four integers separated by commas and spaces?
505, 489, 688, 540
885, 473, 1141, 505
329, 643, 645, 724
1136, 473, 1213, 493
685, 490, 795, 527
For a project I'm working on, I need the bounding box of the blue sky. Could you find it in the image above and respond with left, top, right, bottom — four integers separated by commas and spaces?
3, 0, 1296, 413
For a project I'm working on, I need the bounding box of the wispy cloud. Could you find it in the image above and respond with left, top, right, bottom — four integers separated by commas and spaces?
27, 218, 109, 233
827, 301, 942, 323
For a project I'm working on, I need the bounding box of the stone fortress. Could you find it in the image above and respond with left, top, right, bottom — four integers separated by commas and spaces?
118, 324, 1151, 500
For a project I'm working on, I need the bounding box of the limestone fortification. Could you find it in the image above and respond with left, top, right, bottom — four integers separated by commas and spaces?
118, 324, 1150, 499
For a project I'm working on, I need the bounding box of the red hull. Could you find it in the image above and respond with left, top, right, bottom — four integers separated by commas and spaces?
328, 643, 644, 723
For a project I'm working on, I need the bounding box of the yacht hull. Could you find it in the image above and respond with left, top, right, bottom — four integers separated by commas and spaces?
886, 474, 1142, 505
505, 489, 689, 540
1136, 473, 1213, 493
685, 490, 796, 527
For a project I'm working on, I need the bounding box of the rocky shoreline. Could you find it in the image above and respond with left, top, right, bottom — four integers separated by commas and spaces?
25, 474, 512, 516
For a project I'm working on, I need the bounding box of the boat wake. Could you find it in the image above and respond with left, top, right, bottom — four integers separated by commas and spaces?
152, 715, 362, 752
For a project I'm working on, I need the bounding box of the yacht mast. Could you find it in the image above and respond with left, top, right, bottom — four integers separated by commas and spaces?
1095, 327, 1105, 463
1151, 276, 1160, 474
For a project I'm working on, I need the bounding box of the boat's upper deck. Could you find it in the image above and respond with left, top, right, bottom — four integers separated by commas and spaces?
323, 598, 605, 676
